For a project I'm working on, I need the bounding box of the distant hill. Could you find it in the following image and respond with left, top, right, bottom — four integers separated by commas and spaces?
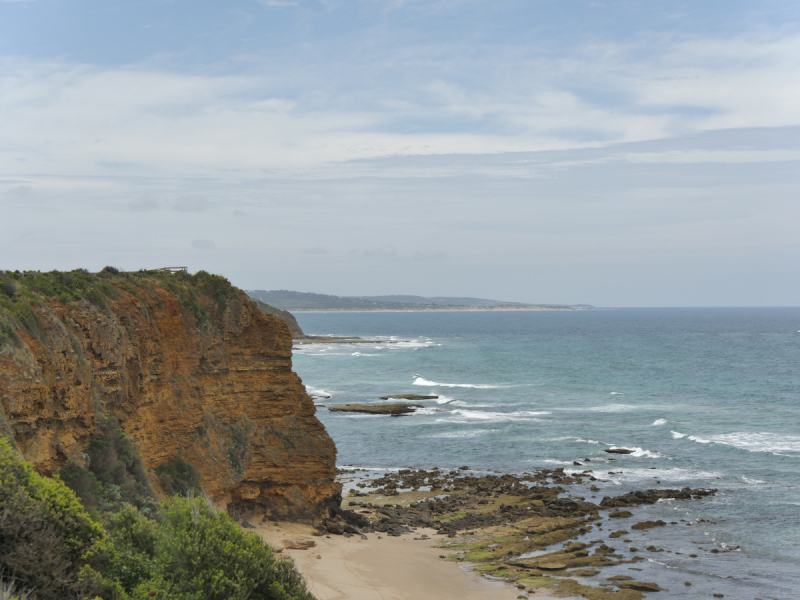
247, 290, 431, 311
246, 290, 592, 312
358, 295, 524, 307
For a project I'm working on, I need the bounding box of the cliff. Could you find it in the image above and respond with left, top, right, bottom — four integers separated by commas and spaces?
0, 269, 340, 520
250, 297, 305, 337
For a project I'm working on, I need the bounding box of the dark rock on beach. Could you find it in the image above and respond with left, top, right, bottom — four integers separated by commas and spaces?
325, 466, 718, 599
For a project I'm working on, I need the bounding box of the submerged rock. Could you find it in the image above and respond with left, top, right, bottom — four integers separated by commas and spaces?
616, 581, 666, 592
632, 520, 666, 530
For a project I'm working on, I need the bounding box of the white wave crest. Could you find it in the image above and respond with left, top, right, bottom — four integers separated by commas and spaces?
412, 407, 442, 416
413, 376, 501, 389
671, 431, 687, 439
604, 467, 721, 484
438, 409, 550, 424
627, 447, 661, 458
306, 386, 333, 398
430, 429, 497, 439
652, 419, 668, 426
696, 432, 800, 455
610, 392, 623, 395
741, 476, 767, 484
605, 445, 661, 458
435, 395, 455, 404
586, 404, 638, 412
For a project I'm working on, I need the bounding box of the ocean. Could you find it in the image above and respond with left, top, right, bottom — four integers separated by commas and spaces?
291, 308, 800, 598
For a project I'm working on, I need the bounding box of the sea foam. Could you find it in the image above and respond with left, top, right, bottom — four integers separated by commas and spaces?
439, 409, 550, 424
413, 376, 501, 389
700, 432, 800, 456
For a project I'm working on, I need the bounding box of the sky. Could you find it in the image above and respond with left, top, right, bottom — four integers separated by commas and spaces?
1, 0, 799, 306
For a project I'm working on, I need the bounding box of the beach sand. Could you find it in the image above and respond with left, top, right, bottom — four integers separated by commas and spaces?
256, 522, 551, 600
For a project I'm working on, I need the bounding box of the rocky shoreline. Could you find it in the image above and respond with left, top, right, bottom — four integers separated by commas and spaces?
297, 466, 721, 600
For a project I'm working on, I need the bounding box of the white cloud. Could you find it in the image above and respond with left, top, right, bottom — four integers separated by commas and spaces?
361, 246, 396, 258
173, 195, 211, 212
4, 185, 34, 198
127, 194, 160, 211
1, 29, 799, 186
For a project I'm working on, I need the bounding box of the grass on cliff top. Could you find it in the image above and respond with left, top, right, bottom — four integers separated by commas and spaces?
0, 268, 242, 342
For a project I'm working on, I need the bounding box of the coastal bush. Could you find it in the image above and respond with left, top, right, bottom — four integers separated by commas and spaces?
0, 275, 15, 299
0, 294, 40, 339
11, 269, 119, 309
103, 496, 314, 600
0, 437, 106, 599
154, 456, 202, 496
150, 270, 238, 326
60, 417, 156, 515
0, 318, 18, 347
3, 441, 314, 600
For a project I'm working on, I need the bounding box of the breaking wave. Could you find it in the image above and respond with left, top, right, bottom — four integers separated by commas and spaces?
413, 376, 502, 389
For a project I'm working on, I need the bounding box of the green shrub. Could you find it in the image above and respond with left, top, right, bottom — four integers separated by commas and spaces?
0, 437, 106, 600
0, 318, 18, 347
104, 496, 314, 600
60, 417, 156, 515
154, 456, 202, 496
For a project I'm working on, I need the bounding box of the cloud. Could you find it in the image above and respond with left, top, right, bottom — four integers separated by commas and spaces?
4, 185, 34, 198
191, 239, 216, 250
257, 0, 298, 6
173, 195, 210, 212
361, 246, 396, 258
127, 195, 160, 211
301, 246, 328, 255
1, 28, 799, 185
413, 250, 445, 261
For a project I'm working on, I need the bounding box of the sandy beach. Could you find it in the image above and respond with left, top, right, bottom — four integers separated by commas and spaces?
256, 522, 542, 600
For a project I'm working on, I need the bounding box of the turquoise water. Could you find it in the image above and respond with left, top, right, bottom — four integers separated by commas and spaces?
292, 308, 800, 598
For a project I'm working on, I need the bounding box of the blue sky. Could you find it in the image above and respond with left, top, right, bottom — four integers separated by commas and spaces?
1, 0, 799, 305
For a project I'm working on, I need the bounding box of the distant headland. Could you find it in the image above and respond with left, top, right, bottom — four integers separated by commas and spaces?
246, 290, 593, 312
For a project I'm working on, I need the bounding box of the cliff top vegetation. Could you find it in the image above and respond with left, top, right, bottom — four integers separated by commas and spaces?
0, 268, 246, 346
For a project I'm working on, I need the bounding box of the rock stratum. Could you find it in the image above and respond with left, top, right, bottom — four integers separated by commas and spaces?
0, 268, 340, 519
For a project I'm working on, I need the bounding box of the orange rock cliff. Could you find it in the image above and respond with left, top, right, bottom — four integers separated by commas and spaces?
0, 269, 340, 519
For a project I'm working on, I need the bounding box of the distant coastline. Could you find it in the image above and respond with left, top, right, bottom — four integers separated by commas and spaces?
290, 306, 592, 313
247, 289, 592, 312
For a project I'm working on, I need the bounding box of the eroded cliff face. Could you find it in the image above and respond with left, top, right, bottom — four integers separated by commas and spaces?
0, 271, 340, 519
